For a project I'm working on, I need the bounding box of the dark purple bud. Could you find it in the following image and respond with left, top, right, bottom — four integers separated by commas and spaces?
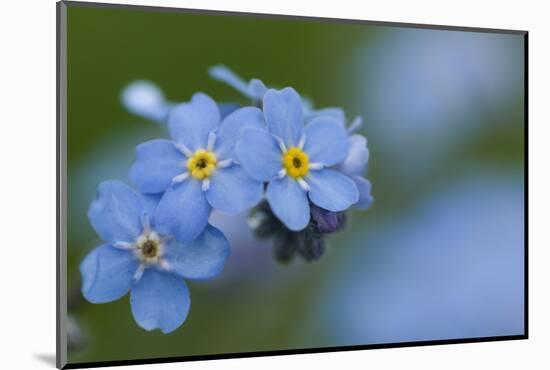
311, 204, 346, 234
273, 233, 297, 263
298, 237, 325, 262
249, 200, 286, 239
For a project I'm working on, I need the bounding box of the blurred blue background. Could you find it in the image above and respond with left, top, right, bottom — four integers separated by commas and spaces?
66, 4, 525, 364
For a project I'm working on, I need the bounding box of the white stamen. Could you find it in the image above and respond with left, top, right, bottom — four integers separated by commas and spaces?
276, 137, 287, 153
298, 134, 307, 150
113, 241, 134, 250
207, 131, 217, 151
174, 142, 193, 157
148, 231, 160, 243
136, 234, 147, 247
172, 172, 190, 184
309, 162, 325, 170
202, 179, 211, 191
278, 169, 287, 179
217, 158, 233, 168
134, 264, 146, 281
347, 116, 363, 134
159, 259, 172, 272
142, 214, 151, 234
297, 178, 310, 191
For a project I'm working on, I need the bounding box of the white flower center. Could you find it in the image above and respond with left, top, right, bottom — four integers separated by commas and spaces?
114, 224, 172, 281
134, 231, 164, 264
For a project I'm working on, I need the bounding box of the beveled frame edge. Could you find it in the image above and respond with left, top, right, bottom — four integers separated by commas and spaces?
57, 1, 68, 368
56, 1, 528, 369
61, 0, 527, 35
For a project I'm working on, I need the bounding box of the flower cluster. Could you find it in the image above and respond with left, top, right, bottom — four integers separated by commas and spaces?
209, 66, 373, 261
81, 66, 373, 334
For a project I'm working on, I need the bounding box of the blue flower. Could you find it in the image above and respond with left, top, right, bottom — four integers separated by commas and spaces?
80, 180, 230, 334
121, 80, 239, 124
121, 80, 174, 122
210, 66, 373, 211
236, 87, 359, 231
130, 92, 264, 242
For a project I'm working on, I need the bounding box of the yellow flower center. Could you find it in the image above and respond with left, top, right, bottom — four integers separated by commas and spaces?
282, 147, 309, 179
187, 149, 218, 180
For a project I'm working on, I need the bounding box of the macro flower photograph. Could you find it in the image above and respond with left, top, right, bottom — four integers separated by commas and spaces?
62, 2, 525, 366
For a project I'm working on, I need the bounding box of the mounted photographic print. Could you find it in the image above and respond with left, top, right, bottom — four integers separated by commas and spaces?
56, 1, 528, 368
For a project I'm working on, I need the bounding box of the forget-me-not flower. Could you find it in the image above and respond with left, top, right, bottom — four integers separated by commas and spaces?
210, 65, 373, 211
80, 180, 230, 333
236, 87, 359, 231
121, 80, 174, 122
130, 92, 264, 242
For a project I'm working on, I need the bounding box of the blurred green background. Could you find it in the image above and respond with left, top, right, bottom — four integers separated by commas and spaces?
66, 3, 525, 365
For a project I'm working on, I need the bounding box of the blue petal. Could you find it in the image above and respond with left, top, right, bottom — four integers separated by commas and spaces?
236, 128, 282, 182
121, 80, 172, 122
130, 139, 186, 194
267, 177, 310, 231
352, 175, 374, 210
88, 180, 144, 244
168, 93, 220, 151
206, 165, 263, 214
215, 107, 266, 159
218, 102, 241, 120
155, 180, 211, 242
248, 79, 268, 101
80, 244, 138, 304
263, 87, 304, 147
337, 134, 369, 175
130, 269, 190, 334
307, 169, 359, 211
303, 117, 349, 166
164, 224, 230, 280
